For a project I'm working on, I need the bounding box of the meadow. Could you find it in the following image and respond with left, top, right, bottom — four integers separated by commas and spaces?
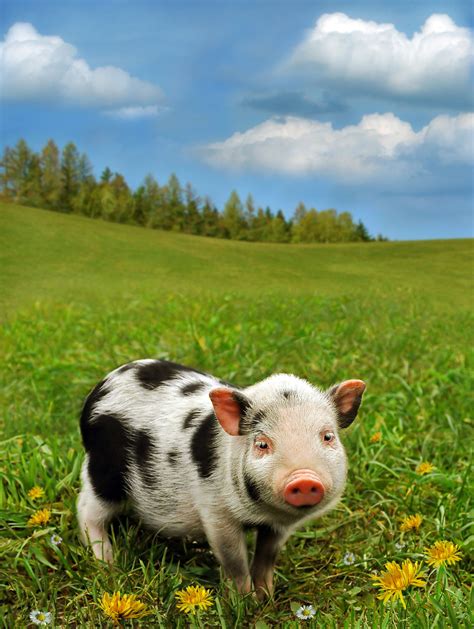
0, 203, 472, 627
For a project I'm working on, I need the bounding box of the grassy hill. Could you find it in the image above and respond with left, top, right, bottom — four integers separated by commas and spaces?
1, 201, 472, 315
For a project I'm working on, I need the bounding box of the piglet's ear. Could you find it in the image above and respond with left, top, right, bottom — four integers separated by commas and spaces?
209, 388, 251, 436
328, 380, 366, 429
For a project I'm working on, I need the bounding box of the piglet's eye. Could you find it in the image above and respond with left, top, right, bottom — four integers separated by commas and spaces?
255, 440, 269, 450
323, 431, 335, 443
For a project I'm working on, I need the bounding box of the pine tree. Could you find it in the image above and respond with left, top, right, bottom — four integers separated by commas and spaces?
0, 139, 33, 203
243, 194, 256, 240
201, 196, 220, 237
142, 174, 165, 228
355, 220, 372, 242
269, 210, 291, 242
164, 173, 185, 231
223, 190, 246, 239
60, 142, 81, 212
39, 140, 61, 209
100, 167, 113, 183
184, 182, 202, 235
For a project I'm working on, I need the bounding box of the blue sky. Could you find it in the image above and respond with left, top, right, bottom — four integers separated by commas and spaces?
1, 0, 472, 240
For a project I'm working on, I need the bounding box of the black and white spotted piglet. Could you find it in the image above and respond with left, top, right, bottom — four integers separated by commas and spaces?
77, 359, 366, 596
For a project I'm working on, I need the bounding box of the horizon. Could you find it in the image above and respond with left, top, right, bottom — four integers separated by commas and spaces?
1, 0, 473, 241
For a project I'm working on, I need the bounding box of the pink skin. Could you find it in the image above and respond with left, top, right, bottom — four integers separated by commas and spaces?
283, 469, 325, 507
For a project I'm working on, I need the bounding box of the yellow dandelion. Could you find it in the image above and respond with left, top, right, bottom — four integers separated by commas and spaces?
371, 559, 427, 608
416, 462, 435, 475
175, 585, 213, 614
27, 508, 51, 527
99, 592, 150, 625
370, 432, 382, 443
28, 486, 45, 500
400, 514, 423, 532
425, 540, 463, 569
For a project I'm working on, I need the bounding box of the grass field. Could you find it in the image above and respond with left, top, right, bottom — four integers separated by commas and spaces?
1, 202, 473, 627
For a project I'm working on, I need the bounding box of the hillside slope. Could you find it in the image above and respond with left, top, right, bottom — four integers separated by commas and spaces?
1, 202, 472, 314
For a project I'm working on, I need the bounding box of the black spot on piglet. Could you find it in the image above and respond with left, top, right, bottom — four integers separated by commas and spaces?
181, 382, 205, 395
86, 413, 130, 503
191, 412, 220, 479
134, 430, 158, 489
183, 409, 200, 429
136, 359, 206, 391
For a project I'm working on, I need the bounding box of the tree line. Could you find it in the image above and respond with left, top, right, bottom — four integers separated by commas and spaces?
0, 139, 387, 243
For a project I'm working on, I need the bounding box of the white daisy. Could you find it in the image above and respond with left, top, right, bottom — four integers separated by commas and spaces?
29, 610, 52, 625
50, 534, 62, 546
295, 604, 316, 620
343, 551, 356, 565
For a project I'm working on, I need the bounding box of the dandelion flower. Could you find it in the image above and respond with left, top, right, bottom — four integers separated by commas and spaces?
400, 514, 423, 532
371, 559, 427, 608
425, 541, 463, 569
175, 585, 213, 614
99, 592, 150, 624
28, 486, 45, 500
343, 551, 356, 565
370, 432, 382, 443
416, 462, 435, 475
28, 508, 51, 527
29, 610, 52, 625
50, 534, 62, 546
295, 604, 316, 620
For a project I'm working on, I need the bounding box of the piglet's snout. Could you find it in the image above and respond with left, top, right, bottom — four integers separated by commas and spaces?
283, 470, 325, 507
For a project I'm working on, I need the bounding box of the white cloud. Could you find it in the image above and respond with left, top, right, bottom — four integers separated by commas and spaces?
200, 112, 474, 184
0, 22, 163, 108
284, 13, 473, 106
105, 105, 164, 120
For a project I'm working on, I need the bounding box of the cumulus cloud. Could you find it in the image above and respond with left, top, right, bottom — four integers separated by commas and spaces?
0, 22, 163, 109
283, 13, 473, 107
200, 112, 474, 184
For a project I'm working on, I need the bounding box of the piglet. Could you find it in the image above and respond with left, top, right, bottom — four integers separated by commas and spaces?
77, 359, 365, 596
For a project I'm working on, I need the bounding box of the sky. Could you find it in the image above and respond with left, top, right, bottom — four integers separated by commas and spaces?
1, 0, 473, 240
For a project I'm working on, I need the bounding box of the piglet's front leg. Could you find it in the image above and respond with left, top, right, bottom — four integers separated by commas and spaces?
251, 525, 288, 599
203, 517, 252, 594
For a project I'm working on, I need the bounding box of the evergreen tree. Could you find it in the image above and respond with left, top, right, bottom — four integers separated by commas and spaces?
163, 173, 185, 231
100, 167, 113, 183
184, 182, 202, 235
222, 190, 245, 239
23, 153, 43, 206
78, 153, 94, 184
251, 207, 268, 241
60, 142, 81, 212
109, 173, 134, 223
201, 196, 220, 237
39, 140, 61, 209
243, 194, 256, 240
0, 139, 33, 203
141, 174, 165, 228
355, 220, 372, 242
269, 210, 291, 243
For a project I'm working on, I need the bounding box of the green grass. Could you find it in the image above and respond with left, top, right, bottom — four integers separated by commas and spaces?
1, 202, 472, 315
0, 202, 473, 627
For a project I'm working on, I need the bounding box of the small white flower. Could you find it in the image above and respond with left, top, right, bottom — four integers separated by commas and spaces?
29, 610, 52, 625
395, 541, 406, 550
343, 551, 356, 565
295, 604, 316, 620
50, 534, 62, 546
